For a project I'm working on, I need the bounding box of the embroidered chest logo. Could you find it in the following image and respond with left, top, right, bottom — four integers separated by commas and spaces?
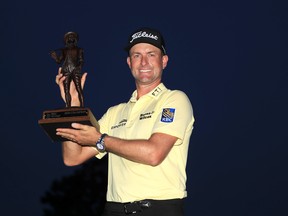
152, 87, 162, 96
111, 119, 127, 130
161, 108, 175, 123
139, 111, 154, 120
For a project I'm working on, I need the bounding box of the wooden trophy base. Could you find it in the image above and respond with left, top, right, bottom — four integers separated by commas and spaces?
38, 107, 99, 142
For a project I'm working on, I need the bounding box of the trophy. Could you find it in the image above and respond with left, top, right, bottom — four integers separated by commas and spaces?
38, 32, 99, 142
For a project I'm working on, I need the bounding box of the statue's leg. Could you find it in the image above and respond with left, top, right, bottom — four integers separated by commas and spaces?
63, 75, 72, 107
73, 73, 84, 107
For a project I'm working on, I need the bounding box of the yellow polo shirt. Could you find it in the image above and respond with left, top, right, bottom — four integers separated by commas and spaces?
96, 83, 194, 203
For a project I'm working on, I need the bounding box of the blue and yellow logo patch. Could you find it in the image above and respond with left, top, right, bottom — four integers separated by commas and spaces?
161, 108, 175, 123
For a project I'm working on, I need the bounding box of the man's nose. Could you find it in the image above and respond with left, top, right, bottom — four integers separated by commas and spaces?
141, 56, 148, 65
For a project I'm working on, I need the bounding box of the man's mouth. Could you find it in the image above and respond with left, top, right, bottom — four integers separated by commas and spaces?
140, 69, 151, 73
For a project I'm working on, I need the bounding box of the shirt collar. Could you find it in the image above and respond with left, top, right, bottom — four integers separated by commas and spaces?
129, 83, 167, 102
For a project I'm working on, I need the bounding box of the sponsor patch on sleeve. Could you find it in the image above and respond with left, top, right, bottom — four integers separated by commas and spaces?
161, 108, 175, 123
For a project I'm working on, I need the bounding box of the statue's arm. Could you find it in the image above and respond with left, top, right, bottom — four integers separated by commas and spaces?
49, 49, 63, 64
77, 48, 84, 68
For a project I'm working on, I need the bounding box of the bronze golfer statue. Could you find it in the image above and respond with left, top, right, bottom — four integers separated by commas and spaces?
39, 32, 99, 142
49, 32, 84, 107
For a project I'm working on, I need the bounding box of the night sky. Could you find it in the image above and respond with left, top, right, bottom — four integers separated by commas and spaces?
1, 1, 288, 215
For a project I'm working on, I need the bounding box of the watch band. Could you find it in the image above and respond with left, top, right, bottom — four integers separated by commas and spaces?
96, 133, 107, 153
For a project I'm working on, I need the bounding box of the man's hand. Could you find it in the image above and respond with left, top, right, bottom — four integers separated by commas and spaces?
56, 123, 100, 146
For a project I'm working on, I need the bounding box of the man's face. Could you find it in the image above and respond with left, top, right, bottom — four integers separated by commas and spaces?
127, 43, 168, 86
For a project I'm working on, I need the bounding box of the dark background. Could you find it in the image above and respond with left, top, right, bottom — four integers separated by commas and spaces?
1, 0, 287, 215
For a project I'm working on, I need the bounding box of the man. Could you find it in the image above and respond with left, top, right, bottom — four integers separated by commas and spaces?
55, 27, 195, 216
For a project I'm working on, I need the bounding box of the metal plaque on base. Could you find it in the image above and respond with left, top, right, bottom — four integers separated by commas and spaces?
38, 107, 99, 142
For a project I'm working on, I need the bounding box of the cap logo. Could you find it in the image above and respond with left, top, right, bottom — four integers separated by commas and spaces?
130, 31, 158, 43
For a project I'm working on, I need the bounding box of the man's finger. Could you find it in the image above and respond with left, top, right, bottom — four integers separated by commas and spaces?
71, 123, 87, 130
81, 72, 88, 89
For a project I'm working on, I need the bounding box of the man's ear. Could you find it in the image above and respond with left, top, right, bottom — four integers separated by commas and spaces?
162, 55, 169, 69
127, 56, 131, 68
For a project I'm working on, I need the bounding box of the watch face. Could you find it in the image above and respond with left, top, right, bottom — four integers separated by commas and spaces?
97, 143, 104, 151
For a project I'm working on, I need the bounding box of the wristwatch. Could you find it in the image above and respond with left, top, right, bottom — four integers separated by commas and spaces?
96, 133, 107, 153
